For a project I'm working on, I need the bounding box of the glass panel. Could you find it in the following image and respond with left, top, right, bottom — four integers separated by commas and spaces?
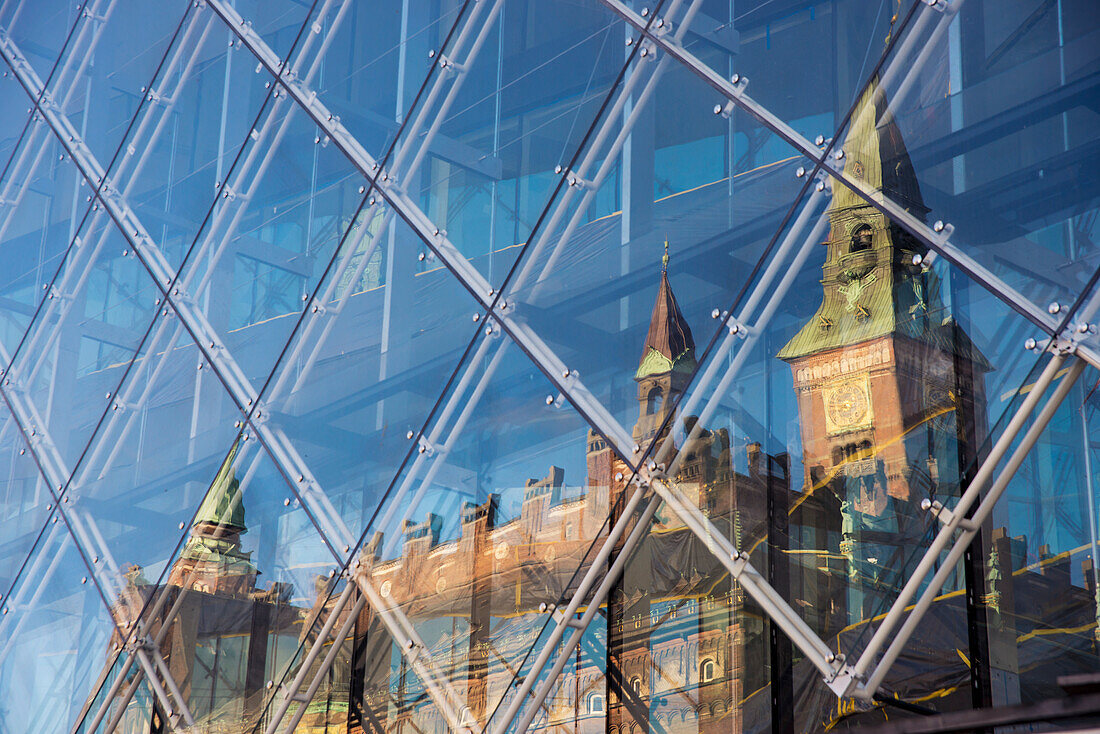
673, 0, 909, 144
111, 438, 348, 733
499, 54, 808, 458
0, 115, 86, 352
74, 656, 157, 733
4, 212, 160, 473
54, 304, 243, 609
848, 0, 1100, 314
967, 359, 1100, 709
45, 0, 191, 166
645, 151, 1055, 728
388, 0, 630, 273
259, 199, 483, 546
110, 17, 280, 275
166, 71, 369, 394
0, 0, 77, 82
0, 413, 52, 599
0, 519, 123, 733
488, 617, 609, 733
598, 490, 774, 733
281, 0, 468, 159
351, 327, 617, 731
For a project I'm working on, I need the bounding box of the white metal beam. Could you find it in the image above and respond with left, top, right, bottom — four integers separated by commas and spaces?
595, 0, 1087, 355
0, 15, 472, 731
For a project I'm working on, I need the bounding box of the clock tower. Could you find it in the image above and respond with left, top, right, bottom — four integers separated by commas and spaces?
777, 79, 990, 623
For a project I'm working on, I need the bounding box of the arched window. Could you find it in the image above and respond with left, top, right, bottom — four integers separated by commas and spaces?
588, 692, 605, 714
630, 677, 642, 695
700, 658, 716, 683
646, 387, 663, 414
850, 224, 873, 252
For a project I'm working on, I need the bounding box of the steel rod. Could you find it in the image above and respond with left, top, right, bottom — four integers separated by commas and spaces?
858, 355, 1088, 697
850, 352, 1069, 681
278, 594, 369, 733
505, 492, 663, 732
261, 581, 358, 734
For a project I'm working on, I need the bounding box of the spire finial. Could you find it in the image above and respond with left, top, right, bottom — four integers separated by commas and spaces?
662, 237, 670, 272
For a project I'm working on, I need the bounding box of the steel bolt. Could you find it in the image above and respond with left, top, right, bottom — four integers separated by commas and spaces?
933, 220, 945, 233
1024, 337, 1037, 351
1048, 302, 1061, 315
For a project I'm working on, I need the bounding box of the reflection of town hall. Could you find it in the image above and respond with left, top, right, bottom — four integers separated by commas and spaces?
102, 83, 1100, 733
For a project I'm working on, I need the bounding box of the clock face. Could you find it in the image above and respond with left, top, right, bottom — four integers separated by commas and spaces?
824, 377, 873, 434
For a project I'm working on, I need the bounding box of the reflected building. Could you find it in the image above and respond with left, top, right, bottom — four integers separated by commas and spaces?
93, 76, 1099, 734
778, 80, 991, 629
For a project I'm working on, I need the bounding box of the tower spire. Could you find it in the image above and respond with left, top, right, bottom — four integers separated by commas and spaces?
636, 240, 695, 380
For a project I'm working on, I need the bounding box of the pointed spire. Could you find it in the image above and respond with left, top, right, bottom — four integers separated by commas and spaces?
833, 75, 926, 215
193, 437, 246, 532
636, 241, 695, 379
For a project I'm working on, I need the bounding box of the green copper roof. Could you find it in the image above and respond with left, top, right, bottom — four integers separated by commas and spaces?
193, 437, 246, 531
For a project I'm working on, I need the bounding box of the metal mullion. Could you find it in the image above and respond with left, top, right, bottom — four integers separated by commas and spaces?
12, 10, 213, 395
597, 0, 1064, 342
276, 593, 369, 734
656, 193, 830, 476
880, 0, 962, 128
647, 475, 838, 670
387, 0, 500, 180
375, 336, 503, 559
0, 366, 196, 728
0, 0, 120, 246
349, 570, 469, 731
849, 282, 1100, 691
0, 0, 113, 224
70, 644, 130, 734
490, 476, 655, 733
258, 581, 358, 734
205, 0, 643, 459
101, 670, 145, 734
499, 489, 663, 733
0, 519, 72, 664
856, 355, 1088, 697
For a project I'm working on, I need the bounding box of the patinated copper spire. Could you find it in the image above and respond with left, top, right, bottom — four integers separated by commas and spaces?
636, 240, 696, 379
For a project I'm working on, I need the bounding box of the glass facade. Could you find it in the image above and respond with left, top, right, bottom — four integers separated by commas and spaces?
0, 0, 1098, 731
